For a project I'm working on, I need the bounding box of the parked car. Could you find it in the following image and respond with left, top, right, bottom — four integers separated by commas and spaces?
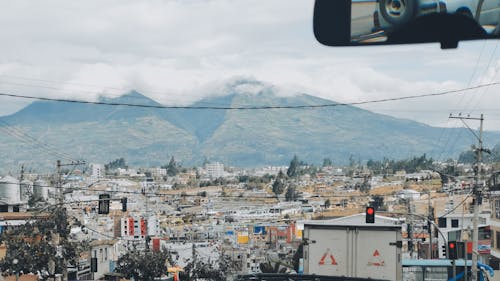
374, 0, 500, 33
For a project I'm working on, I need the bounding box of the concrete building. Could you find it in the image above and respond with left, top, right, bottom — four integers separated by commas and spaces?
89, 240, 118, 280
205, 162, 224, 179
120, 216, 158, 239
436, 211, 491, 261
489, 174, 500, 268
90, 164, 104, 181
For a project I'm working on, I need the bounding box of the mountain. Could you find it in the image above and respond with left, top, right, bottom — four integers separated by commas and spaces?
0, 79, 497, 171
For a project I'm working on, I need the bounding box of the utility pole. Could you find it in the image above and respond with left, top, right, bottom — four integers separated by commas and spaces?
406, 198, 414, 258
450, 113, 485, 281
427, 190, 433, 259
55, 160, 86, 281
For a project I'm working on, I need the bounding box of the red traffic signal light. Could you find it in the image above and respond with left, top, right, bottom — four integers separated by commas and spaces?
366, 207, 375, 223
448, 241, 458, 259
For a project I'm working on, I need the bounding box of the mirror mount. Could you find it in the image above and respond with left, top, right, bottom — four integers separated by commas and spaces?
387, 13, 487, 49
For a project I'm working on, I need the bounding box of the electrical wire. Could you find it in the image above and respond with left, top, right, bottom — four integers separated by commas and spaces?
0, 81, 498, 110
438, 191, 473, 218
0, 119, 80, 162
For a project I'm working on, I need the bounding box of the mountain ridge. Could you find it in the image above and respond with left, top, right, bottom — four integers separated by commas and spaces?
0, 80, 497, 170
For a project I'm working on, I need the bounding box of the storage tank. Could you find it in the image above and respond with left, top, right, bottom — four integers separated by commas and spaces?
33, 179, 49, 200
20, 179, 33, 202
0, 176, 20, 203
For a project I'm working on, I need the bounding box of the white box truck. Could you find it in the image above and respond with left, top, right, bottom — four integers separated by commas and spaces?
303, 214, 402, 280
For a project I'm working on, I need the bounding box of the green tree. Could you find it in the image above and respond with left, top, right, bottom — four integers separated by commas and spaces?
285, 185, 298, 202
292, 242, 304, 273
165, 156, 180, 176
324, 198, 331, 209
259, 261, 287, 273
0, 207, 86, 277
371, 195, 386, 211
272, 171, 287, 197
115, 248, 173, 281
287, 155, 300, 177
104, 157, 127, 171
322, 158, 333, 167
179, 250, 240, 281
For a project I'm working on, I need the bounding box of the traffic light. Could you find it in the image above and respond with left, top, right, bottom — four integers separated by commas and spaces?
456, 241, 465, 259
121, 197, 127, 212
91, 257, 98, 272
441, 244, 447, 258
98, 194, 110, 214
366, 206, 375, 223
448, 241, 457, 260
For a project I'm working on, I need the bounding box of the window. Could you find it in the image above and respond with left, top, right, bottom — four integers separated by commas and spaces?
451, 219, 459, 228
497, 231, 500, 250
12, 205, 20, 212
100, 248, 103, 261
496, 200, 500, 219
438, 217, 447, 228
0, 205, 8, 212
105, 248, 108, 261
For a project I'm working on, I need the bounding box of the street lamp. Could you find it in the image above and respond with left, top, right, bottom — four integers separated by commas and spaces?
12, 258, 19, 281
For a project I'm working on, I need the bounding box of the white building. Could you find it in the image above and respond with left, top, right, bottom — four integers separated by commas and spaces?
147, 216, 159, 236
436, 211, 491, 260
150, 167, 167, 178
205, 162, 225, 179
89, 240, 118, 280
90, 164, 105, 181
120, 216, 158, 238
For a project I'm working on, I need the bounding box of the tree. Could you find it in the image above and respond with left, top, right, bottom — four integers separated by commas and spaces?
285, 185, 298, 202
0, 207, 86, 278
259, 261, 287, 273
104, 157, 127, 171
371, 195, 386, 211
287, 155, 300, 177
292, 242, 304, 273
115, 248, 173, 281
272, 171, 287, 197
324, 199, 331, 209
322, 158, 333, 167
165, 156, 180, 176
179, 249, 240, 281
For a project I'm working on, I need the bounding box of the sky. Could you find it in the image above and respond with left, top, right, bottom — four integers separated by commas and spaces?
0, 0, 499, 132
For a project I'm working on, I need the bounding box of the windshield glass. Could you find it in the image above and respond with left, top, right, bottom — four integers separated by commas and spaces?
0, 1, 499, 281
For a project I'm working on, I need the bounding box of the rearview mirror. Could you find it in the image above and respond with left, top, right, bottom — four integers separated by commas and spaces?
314, 0, 500, 49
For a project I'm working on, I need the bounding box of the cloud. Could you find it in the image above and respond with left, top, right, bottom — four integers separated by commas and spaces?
0, 0, 499, 130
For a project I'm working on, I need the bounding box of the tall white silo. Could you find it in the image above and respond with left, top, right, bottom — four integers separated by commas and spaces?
33, 179, 49, 201
0, 176, 20, 204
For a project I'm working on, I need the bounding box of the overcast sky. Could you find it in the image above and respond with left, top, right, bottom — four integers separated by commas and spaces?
0, 0, 499, 134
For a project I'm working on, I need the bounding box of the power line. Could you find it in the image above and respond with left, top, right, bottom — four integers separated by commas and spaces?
0, 119, 80, 162
0, 81, 499, 110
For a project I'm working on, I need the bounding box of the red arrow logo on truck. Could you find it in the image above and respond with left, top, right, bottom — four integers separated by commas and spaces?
319, 248, 337, 265
367, 249, 385, 266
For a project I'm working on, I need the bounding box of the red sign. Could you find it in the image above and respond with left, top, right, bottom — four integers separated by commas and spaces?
128, 218, 134, 236
152, 238, 160, 252
466, 240, 491, 255
368, 249, 385, 267
319, 248, 337, 265
140, 218, 147, 236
